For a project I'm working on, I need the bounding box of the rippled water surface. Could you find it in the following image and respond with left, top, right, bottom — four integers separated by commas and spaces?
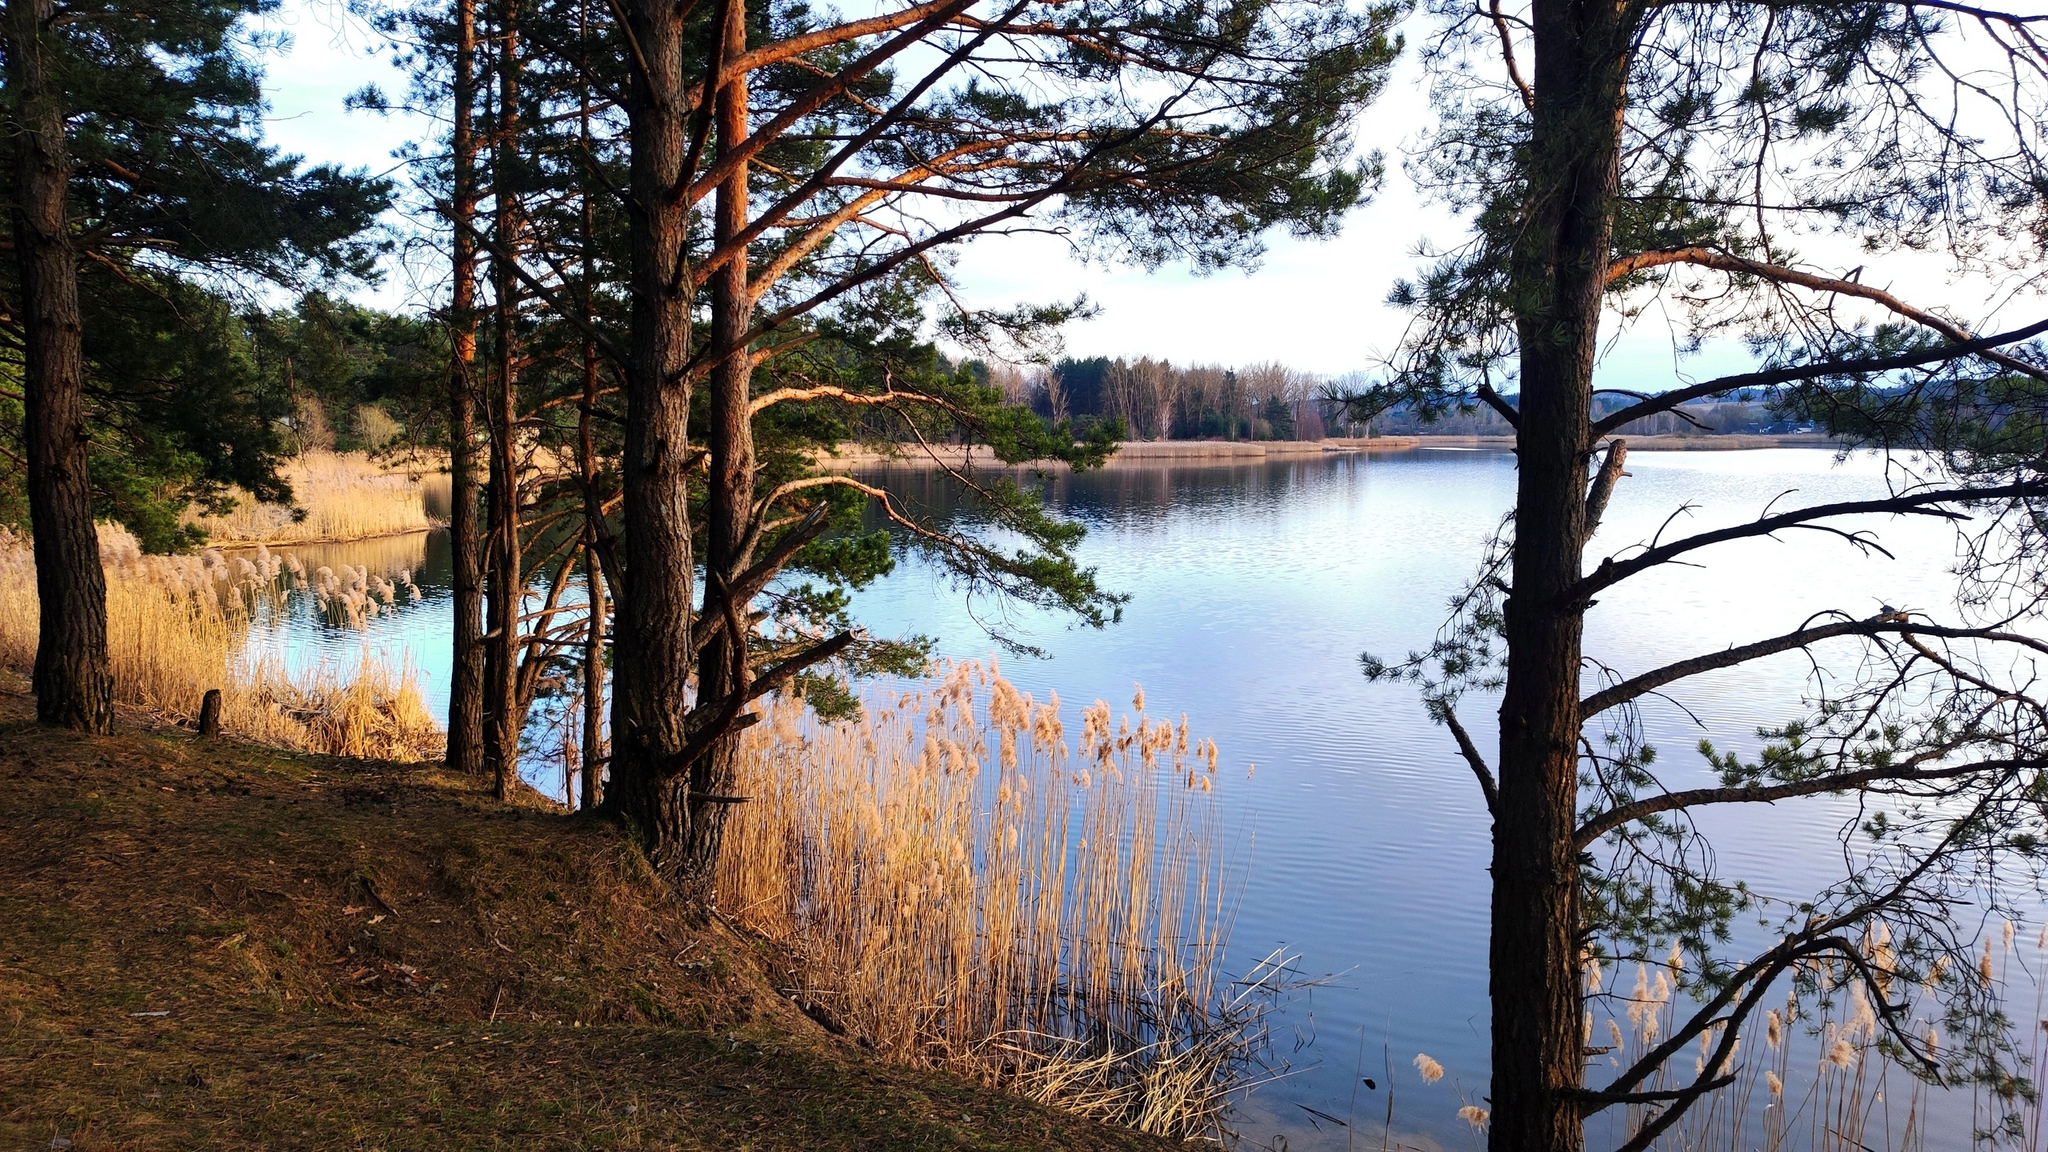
242, 447, 2013, 1150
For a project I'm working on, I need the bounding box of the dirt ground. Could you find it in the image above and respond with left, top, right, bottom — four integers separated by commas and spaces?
0, 681, 1176, 1151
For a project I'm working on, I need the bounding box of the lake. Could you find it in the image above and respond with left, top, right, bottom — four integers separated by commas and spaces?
236, 447, 2016, 1150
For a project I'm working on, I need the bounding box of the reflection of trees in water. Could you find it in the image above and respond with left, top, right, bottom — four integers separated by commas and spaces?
855, 458, 1353, 535
243, 533, 432, 585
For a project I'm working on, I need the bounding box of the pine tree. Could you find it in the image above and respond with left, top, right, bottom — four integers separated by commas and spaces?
0, 0, 386, 729
1348, 3, 2048, 1147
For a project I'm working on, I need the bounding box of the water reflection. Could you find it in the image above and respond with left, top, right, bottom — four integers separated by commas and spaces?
233, 449, 2009, 1149
847, 448, 1993, 1150
238, 530, 456, 722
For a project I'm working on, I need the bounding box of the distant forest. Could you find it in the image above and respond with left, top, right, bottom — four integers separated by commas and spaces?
971, 356, 1802, 441
969, 357, 1341, 442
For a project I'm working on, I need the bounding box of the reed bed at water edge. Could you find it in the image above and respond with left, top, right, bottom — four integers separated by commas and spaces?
1531, 920, 2048, 1152
719, 661, 1283, 1140
0, 524, 442, 760
186, 450, 446, 545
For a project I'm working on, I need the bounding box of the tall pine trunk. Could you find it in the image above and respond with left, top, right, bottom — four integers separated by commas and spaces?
484, 0, 523, 800
581, 544, 606, 810
575, 31, 606, 814
685, 0, 754, 893
608, 0, 696, 862
445, 0, 487, 776
1489, 3, 1632, 1149
5, 0, 111, 733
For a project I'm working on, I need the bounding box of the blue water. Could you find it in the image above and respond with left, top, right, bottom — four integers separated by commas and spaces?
237, 447, 2015, 1150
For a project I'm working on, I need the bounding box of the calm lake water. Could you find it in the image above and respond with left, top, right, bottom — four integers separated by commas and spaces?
239, 447, 2015, 1150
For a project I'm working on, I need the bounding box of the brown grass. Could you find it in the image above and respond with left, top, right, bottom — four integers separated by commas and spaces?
720, 662, 1265, 1140
0, 524, 442, 761
187, 450, 447, 545
0, 684, 1177, 1151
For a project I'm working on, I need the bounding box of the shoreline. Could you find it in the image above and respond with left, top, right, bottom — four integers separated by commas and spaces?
821, 437, 1414, 469
192, 432, 1846, 550
0, 683, 1175, 1152
1406, 432, 1839, 451
206, 522, 447, 552
820, 432, 1842, 469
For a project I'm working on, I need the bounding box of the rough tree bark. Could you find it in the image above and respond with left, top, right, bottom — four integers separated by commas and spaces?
5, 0, 112, 733
581, 544, 606, 810
1488, 3, 1637, 1150
485, 0, 524, 800
607, 0, 697, 859
686, 0, 755, 892
445, 0, 487, 777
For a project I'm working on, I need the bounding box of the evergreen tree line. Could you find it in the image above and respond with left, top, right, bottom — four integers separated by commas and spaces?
979, 358, 1805, 444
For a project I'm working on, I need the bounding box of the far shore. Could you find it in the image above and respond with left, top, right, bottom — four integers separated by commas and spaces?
1406, 432, 1841, 451
818, 432, 1842, 469
209, 523, 446, 552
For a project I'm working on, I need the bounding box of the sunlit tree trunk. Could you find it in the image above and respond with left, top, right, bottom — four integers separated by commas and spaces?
689, 0, 754, 893
445, 0, 487, 777
5, 0, 111, 733
1489, 2, 1634, 1149
580, 545, 606, 810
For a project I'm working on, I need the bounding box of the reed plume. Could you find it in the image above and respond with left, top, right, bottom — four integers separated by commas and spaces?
717, 661, 1262, 1139
0, 524, 440, 761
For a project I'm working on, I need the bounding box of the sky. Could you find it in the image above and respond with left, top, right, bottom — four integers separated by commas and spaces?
252, 0, 2037, 388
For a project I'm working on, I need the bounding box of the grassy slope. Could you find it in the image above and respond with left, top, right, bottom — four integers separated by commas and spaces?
0, 684, 1176, 1151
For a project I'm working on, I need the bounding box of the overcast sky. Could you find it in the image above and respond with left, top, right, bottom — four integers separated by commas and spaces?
253, 0, 2037, 388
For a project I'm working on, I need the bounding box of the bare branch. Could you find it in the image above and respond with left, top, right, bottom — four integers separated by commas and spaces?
1576, 479, 2048, 599
1589, 317, 2048, 436
1581, 613, 2048, 717
1441, 700, 1499, 816
1477, 380, 1520, 428
1484, 0, 1535, 111
1576, 755, 2035, 849
1605, 246, 2048, 382
743, 630, 857, 703
1583, 438, 1629, 539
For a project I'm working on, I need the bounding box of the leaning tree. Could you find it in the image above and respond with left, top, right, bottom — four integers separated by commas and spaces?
1345, 2, 2048, 1149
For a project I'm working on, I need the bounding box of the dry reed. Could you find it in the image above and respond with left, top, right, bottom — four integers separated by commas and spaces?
0, 524, 441, 761
718, 662, 1270, 1140
1570, 919, 2047, 1152
187, 450, 445, 545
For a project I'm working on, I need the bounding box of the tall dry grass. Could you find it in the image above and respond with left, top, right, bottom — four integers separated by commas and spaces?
1557, 921, 2048, 1152
188, 450, 446, 545
0, 524, 442, 761
719, 662, 1276, 1139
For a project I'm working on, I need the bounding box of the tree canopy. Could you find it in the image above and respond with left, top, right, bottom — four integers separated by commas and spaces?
0, 0, 390, 550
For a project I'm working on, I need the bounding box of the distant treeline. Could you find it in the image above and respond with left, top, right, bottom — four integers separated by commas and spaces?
964, 357, 1799, 442
968, 357, 1356, 442
1363, 394, 1805, 437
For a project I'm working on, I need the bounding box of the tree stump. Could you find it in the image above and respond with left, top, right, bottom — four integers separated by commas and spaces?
197, 689, 222, 737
